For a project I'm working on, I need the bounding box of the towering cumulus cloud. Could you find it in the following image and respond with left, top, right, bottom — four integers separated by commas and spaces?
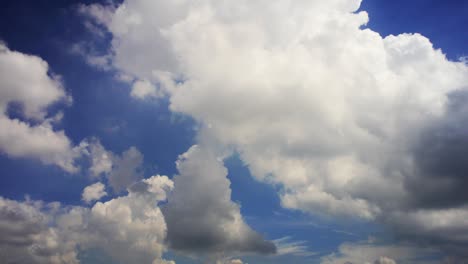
80, 0, 468, 260
163, 145, 276, 258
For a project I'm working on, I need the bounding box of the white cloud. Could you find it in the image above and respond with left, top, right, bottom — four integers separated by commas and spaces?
70, 42, 112, 71
0, 175, 175, 264
131, 79, 162, 99
83, 139, 144, 192
0, 43, 79, 172
82, 182, 107, 203
86, 139, 113, 177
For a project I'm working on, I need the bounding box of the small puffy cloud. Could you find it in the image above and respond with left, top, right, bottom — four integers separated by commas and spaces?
131, 79, 162, 99
0, 43, 65, 119
162, 145, 276, 257
109, 146, 144, 192
82, 182, 107, 203
130, 174, 174, 201
0, 43, 79, 172
70, 42, 112, 71
84, 140, 144, 192
374, 257, 397, 264
87, 139, 113, 177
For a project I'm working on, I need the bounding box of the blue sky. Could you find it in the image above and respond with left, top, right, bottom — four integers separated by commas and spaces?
0, 1, 467, 264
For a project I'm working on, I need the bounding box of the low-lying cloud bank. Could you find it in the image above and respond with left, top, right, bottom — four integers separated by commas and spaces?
0, 175, 173, 263
0, 145, 277, 263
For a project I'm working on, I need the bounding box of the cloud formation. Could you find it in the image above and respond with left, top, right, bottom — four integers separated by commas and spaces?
84, 139, 144, 192
163, 145, 276, 258
0, 43, 79, 172
0, 175, 174, 264
80, 0, 468, 259
81, 182, 107, 203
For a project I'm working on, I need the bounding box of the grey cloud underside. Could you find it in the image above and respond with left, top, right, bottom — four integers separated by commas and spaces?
380, 90, 468, 258
162, 146, 276, 256
408, 90, 468, 210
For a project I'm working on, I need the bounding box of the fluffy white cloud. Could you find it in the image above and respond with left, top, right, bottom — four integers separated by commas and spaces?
86, 139, 113, 177
73, 177, 171, 263
0, 175, 175, 264
131, 79, 163, 99
0, 43, 79, 172
81, 0, 468, 258
82, 182, 107, 203
273, 237, 316, 257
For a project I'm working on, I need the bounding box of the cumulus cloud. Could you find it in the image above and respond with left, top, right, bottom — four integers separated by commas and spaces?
84, 139, 144, 192
81, 182, 107, 203
86, 139, 113, 177
0, 175, 175, 264
70, 176, 172, 263
0, 43, 80, 172
108, 146, 144, 192
162, 145, 276, 257
80, 0, 468, 259
0, 197, 79, 263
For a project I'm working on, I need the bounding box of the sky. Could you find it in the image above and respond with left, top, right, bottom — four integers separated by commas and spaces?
0, 0, 467, 263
